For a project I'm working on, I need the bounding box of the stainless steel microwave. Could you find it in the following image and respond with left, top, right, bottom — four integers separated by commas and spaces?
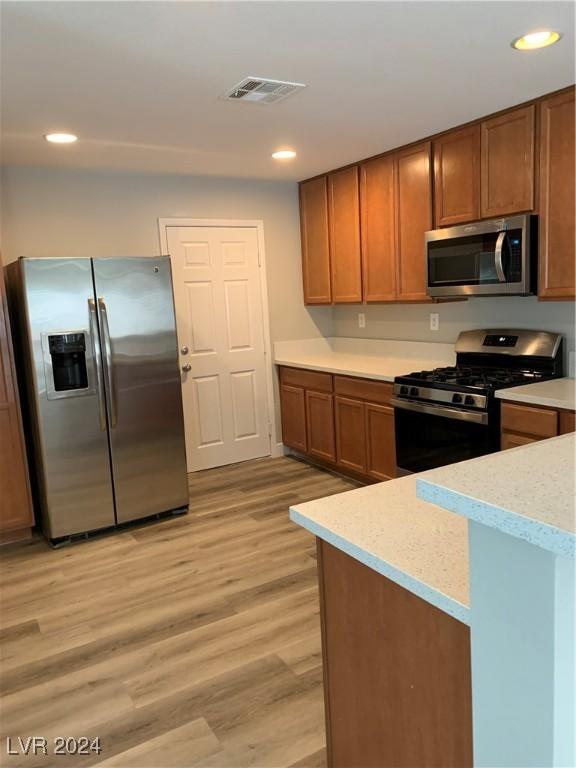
425, 214, 536, 297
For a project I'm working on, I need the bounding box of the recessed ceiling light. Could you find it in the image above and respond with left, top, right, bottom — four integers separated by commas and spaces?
44, 133, 78, 144
512, 30, 561, 50
272, 149, 296, 160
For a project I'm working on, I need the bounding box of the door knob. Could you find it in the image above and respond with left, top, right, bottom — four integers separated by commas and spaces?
181, 363, 192, 373
180, 346, 189, 355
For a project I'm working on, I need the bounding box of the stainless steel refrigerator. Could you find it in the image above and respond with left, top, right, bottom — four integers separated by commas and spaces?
7, 257, 188, 544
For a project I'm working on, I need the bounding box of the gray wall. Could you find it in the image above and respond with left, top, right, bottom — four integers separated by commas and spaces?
333, 300, 575, 362
0, 165, 332, 344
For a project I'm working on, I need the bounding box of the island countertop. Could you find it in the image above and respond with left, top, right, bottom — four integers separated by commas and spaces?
290, 474, 469, 623
417, 433, 576, 558
495, 377, 575, 411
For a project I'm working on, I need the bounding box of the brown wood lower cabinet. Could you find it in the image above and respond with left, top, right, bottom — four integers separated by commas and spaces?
500, 399, 575, 449
335, 396, 366, 474
318, 540, 473, 768
279, 384, 307, 453
279, 366, 396, 482
306, 390, 336, 463
365, 402, 395, 480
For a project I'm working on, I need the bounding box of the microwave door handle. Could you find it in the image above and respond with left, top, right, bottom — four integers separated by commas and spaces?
494, 231, 507, 282
97, 297, 118, 428
88, 298, 107, 432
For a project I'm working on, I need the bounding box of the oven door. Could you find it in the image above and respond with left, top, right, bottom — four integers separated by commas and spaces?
426, 215, 532, 297
392, 399, 497, 474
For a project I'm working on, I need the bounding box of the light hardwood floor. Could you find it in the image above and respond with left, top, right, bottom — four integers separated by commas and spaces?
0, 456, 359, 768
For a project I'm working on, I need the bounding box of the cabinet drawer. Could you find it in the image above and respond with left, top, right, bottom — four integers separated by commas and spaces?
279, 366, 333, 393
500, 402, 558, 438
334, 375, 393, 405
501, 432, 541, 451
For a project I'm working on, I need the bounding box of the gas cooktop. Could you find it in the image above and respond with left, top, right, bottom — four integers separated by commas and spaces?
393, 329, 564, 413
398, 365, 549, 393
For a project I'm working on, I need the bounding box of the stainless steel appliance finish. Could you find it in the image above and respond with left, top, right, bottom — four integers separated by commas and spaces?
8, 257, 188, 542
454, 328, 563, 358
425, 214, 536, 297
389, 398, 489, 425
393, 328, 563, 474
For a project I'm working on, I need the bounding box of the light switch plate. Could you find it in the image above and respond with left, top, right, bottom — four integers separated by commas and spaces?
429, 313, 439, 331
358, 313, 366, 329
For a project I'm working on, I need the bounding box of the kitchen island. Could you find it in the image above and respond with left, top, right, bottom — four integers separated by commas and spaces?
291, 434, 575, 768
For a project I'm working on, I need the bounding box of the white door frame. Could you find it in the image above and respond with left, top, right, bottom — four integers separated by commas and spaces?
158, 217, 280, 462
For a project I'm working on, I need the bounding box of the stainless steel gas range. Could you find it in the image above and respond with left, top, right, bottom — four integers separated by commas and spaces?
391, 329, 564, 474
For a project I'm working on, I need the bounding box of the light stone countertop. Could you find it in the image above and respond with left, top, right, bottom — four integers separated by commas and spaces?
290, 475, 470, 624
274, 337, 455, 382
417, 434, 576, 558
495, 377, 575, 411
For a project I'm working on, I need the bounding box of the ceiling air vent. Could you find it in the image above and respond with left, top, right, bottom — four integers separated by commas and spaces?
225, 77, 306, 104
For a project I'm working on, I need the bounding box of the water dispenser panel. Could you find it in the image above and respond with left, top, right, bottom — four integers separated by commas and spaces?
48, 332, 89, 392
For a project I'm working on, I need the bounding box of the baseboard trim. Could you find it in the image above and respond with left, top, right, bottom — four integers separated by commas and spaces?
271, 441, 288, 458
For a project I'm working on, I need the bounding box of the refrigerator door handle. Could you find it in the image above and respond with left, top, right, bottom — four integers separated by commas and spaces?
97, 297, 118, 428
88, 298, 107, 432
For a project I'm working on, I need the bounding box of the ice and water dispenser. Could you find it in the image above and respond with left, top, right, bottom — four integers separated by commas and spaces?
47, 332, 89, 392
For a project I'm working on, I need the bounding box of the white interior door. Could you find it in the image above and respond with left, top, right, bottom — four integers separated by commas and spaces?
167, 225, 271, 472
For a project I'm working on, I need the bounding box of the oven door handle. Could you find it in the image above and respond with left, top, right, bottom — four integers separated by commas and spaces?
494, 231, 507, 282
390, 397, 488, 425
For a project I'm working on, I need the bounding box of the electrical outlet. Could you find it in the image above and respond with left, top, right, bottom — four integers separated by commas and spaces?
429, 313, 439, 331
358, 313, 366, 329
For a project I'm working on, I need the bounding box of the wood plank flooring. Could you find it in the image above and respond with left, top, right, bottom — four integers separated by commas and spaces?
0, 456, 359, 768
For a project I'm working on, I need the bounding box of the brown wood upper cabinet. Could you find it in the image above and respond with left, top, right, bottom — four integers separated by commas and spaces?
360, 155, 397, 301
433, 124, 481, 226
328, 166, 362, 303
395, 142, 433, 301
481, 104, 535, 218
299, 177, 331, 304
360, 143, 432, 302
538, 89, 575, 299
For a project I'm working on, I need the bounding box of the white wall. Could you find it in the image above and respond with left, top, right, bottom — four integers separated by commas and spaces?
333, 301, 575, 368
0, 165, 333, 344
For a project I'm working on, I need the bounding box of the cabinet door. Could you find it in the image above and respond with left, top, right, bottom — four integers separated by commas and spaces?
299, 177, 331, 304
434, 125, 480, 226
538, 89, 575, 299
360, 156, 397, 301
0, 260, 34, 537
501, 432, 541, 451
280, 384, 307, 453
335, 396, 366, 474
395, 142, 433, 301
559, 410, 575, 435
365, 402, 395, 480
328, 167, 362, 303
306, 391, 336, 463
481, 105, 535, 218
318, 541, 473, 768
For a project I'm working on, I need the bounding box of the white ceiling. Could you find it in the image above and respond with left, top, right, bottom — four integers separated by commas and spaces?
1, 1, 574, 181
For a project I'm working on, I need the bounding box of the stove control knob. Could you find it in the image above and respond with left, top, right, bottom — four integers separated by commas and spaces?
452, 393, 462, 404
465, 395, 476, 406
400, 385, 409, 395
410, 387, 419, 397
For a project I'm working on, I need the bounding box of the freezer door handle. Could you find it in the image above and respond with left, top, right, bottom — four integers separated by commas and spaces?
88, 298, 107, 431
97, 297, 118, 428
